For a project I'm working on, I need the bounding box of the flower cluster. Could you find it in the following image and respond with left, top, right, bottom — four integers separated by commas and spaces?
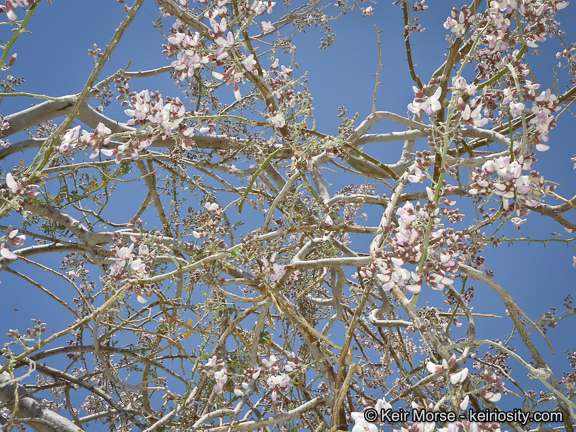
5, 172, 40, 198
363, 200, 466, 294
198, 356, 229, 395
530, 89, 559, 151
108, 242, 154, 302
57, 123, 114, 160
163, 0, 276, 100
468, 153, 550, 213
268, 58, 296, 110
458, 98, 489, 127
60, 123, 113, 159
189, 202, 230, 241
256, 354, 296, 403
201, 353, 302, 403
6, 319, 46, 340
443, 6, 472, 38
261, 252, 286, 282
265, 370, 290, 402
124, 89, 188, 133
81, 123, 113, 159
58, 125, 81, 154
165, 28, 206, 82
237, 0, 276, 16
212, 65, 244, 101
408, 86, 441, 116
479, 370, 506, 402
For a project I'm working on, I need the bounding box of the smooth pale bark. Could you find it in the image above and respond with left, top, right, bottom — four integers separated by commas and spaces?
0, 372, 83, 432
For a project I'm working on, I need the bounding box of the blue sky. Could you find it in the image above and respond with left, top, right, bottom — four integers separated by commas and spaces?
1, 0, 576, 427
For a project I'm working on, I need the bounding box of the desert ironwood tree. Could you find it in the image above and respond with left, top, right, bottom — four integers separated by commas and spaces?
0, 0, 575, 431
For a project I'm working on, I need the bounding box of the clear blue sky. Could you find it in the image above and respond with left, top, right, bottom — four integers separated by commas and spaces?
1, 0, 576, 424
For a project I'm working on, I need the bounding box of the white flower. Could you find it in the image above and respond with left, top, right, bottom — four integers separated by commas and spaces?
483, 391, 501, 402
130, 258, 145, 273
0, 244, 17, 260
461, 103, 488, 127
351, 412, 378, 432
408, 166, 425, 183
408, 87, 442, 115
261, 21, 275, 33
234, 384, 244, 397
426, 362, 443, 374
205, 202, 219, 212
242, 54, 257, 72
363, 6, 374, 16
125, 89, 151, 122
267, 373, 290, 390
5, 173, 18, 195
215, 31, 235, 48
511, 217, 527, 228
491, 0, 517, 11
262, 355, 277, 368
205, 356, 217, 368
5, 1, 17, 21
450, 367, 469, 384
269, 112, 285, 128
509, 101, 525, 117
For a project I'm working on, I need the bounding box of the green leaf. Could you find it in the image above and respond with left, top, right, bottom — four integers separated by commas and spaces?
238, 147, 284, 214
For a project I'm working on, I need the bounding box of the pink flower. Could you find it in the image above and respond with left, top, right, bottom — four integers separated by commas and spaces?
363, 6, 374, 16
408, 87, 442, 115
261, 21, 275, 33
461, 103, 488, 127
130, 258, 145, 273
262, 355, 277, 368
242, 54, 256, 72
205, 356, 217, 368
509, 101, 525, 117
6, 226, 25, 247
5, 173, 40, 197
511, 217, 527, 229
270, 263, 286, 281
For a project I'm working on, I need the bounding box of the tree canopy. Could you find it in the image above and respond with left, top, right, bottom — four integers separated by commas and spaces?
0, 0, 575, 431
